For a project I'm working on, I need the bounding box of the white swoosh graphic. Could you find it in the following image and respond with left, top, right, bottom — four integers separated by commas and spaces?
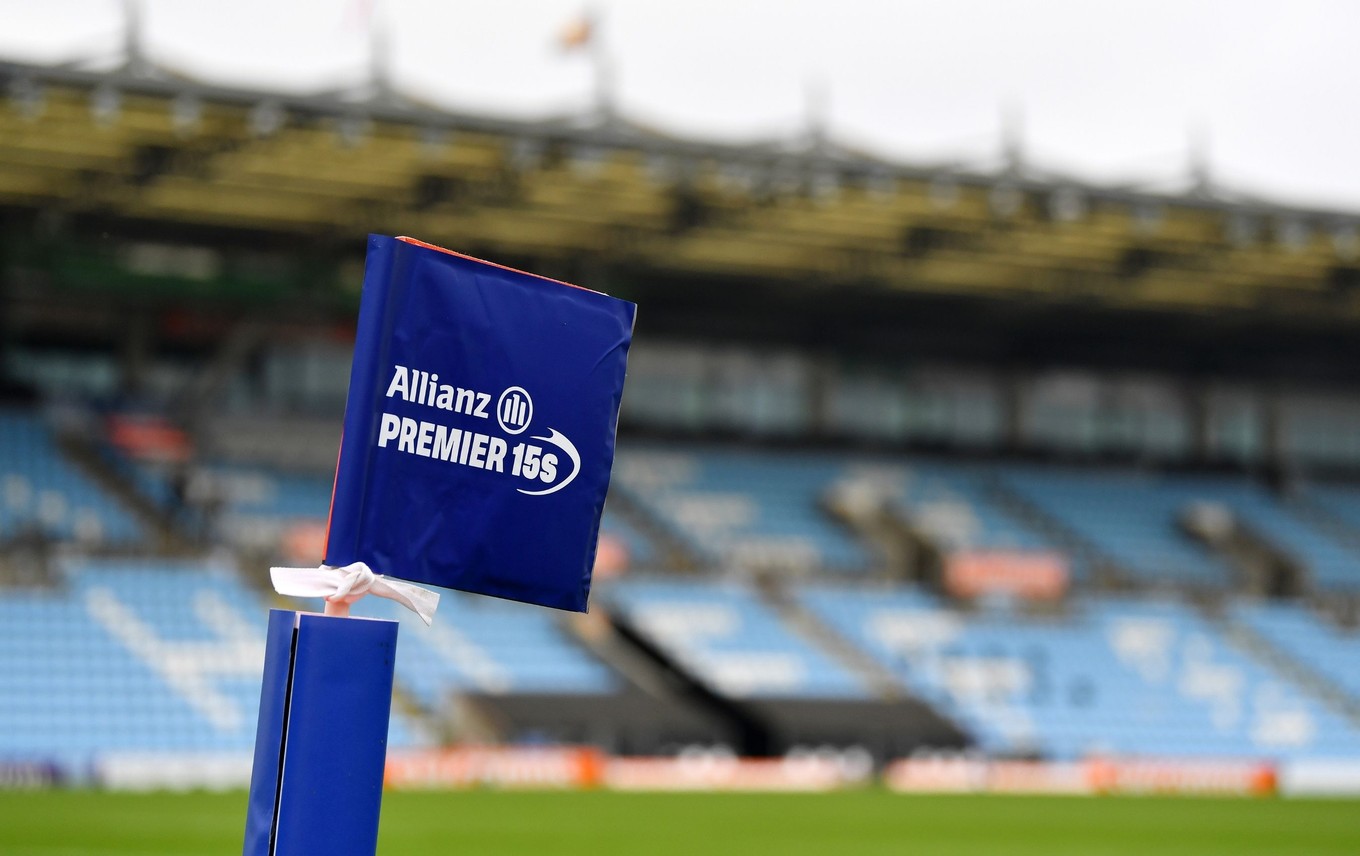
517, 428, 580, 496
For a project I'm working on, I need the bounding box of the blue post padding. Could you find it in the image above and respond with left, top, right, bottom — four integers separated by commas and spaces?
243, 609, 298, 856
242, 610, 399, 856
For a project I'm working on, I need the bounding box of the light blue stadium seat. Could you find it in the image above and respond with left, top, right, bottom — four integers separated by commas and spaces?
890, 460, 1078, 575
0, 559, 429, 769
1310, 484, 1360, 540
605, 577, 868, 699
0, 408, 144, 544
1166, 477, 1360, 591
203, 461, 334, 520
599, 506, 662, 568
999, 467, 1234, 586
347, 590, 618, 709
1232, 600, 1360, 702
797, 584, 1360, 760
615, 448, 872, 572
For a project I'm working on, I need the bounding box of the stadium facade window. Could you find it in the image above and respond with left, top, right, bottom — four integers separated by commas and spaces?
1112, 378, 1190, 460
603, 338, 1360, 468
1023, 372, 1103, 454
824, 369, 908, 441
941, 371, 1004, 448
140, 363, 195, 403
824, 365, 1001, 448
7, 348, 120, 399
260, 342, 353, 415
1281, 393, 1360, 466
1206, 387, 1264, 465
1023, 373, 1189, 459
706, 349, 811, 436
619, 341, 711, 432
622, 342, 814, 437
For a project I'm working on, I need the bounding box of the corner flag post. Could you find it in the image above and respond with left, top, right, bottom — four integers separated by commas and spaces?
241, 235, 635, 856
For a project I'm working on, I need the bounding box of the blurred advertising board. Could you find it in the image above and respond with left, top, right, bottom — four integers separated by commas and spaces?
885, 757, 1276, 796
385, 747, 606, 790
591, 532, 630, 579
604, 754, 865, 792
943, 551, 1069, 601
385, 747, 866, 792
1085, 757, 1276, 796
1279, 760, 1360, 796
94, 753, 252, 791
883, 757, 1084, 794
86, 748, 1328, 796
0, 759, 67, 790
105, 413, 192, 464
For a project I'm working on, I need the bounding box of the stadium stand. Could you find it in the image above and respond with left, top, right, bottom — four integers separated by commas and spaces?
1308, 483, 1360, 534
8, 410, 1360, 770
995, 467, 1360, 591
892, 461, 1054, 555
194, 462, 333, 551
798, 584, 1360, 759
350, 592, 619, 710
1232, 601, 1360, 704
9, 38, 1360, 787
598, 506, 661, 569
605, 577, 869, 699
0, 408, 143, 544
998, 467, 1236, 587
1182, 478, 1360, 591
7, 23, 1360, 833
0, 559, 424, 769
9, 390, 1360, 768
614, 449, 871, 573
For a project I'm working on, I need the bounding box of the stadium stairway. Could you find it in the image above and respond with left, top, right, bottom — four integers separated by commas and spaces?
55, 432, 186, 552
561, 610, 687, 700
1292, 492, 1360, 558
597, 599, 775, 755
982, 474, 1128, 588
756, 578, 907, 700
554, 609, 744, 751
1215, 604, 1360, 728
821, 484, 914, 578
600, 485, 703, 571
174, 321, 271, 434
598, 578, 969, 760
1180, 503, 1302, 597
612, 449, 873, 575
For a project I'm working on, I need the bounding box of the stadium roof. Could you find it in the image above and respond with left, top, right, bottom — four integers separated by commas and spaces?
4, 52, 1360, 324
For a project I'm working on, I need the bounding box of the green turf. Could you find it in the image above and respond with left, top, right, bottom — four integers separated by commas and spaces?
0, 789, 1356, 855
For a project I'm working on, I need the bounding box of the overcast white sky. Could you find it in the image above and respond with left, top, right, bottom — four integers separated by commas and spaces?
2, 0, 1358, 210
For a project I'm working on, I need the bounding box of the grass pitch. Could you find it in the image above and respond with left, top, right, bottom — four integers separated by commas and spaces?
1, 789, 1356, 855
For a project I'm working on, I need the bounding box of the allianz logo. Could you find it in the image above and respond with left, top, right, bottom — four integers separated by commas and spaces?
497, 386, 533, 435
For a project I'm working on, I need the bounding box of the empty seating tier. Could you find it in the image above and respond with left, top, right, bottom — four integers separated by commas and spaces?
799, 584, 1360, 760
0, 408, 143, 544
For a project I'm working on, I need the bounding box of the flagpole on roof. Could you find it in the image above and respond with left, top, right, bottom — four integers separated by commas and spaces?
593, 20, 615, 124
559, 9, 613, 125
1001, 100, 1025, 179
368, 13, 394, 103
118, 0, 152, 77
804, 77, 829, 155
1187, 121, 1213, 198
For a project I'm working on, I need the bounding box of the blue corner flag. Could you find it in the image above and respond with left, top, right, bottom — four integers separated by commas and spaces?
322, 236, 636, 612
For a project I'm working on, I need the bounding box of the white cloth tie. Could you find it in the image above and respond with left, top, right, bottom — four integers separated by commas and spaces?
270, 562, 440, 626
